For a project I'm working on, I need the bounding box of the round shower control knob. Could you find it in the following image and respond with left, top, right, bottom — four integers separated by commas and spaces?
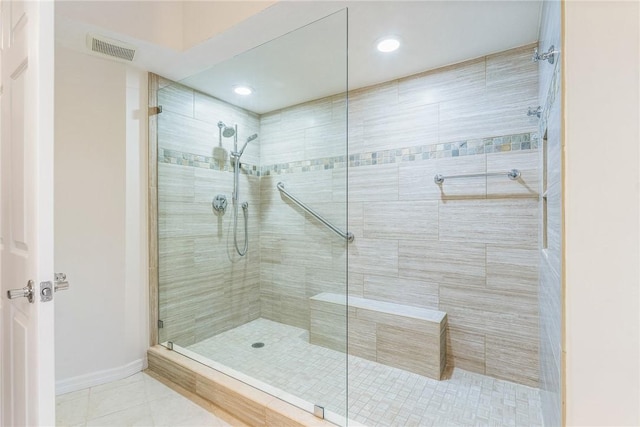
212, 194, 228, 214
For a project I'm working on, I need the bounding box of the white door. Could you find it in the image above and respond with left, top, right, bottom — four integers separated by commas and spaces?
0, 0, 55, 426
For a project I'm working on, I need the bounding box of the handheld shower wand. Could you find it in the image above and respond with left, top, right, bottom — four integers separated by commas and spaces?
226, 126, 257, 257
231, 133, 258, 159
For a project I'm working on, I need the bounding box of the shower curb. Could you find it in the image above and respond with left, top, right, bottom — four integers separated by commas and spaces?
147, 345, 338, 427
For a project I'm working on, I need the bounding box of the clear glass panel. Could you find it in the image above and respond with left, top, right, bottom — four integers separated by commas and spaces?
157, 9, 348, 423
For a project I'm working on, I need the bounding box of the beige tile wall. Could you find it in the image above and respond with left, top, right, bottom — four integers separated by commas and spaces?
157, 44, 541, 388
537, 1, 563, 424
258, 163, 348, 330
157, 79, 261, 347
260, 44, 540, 387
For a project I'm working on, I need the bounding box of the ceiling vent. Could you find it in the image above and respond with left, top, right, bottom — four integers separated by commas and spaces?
87, 34, 136, 62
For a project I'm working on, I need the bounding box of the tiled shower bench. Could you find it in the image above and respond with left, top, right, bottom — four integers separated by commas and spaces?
309, 292, 447, 380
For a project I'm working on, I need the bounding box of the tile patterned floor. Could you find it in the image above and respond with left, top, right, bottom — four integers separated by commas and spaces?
56, 372, 241, 427
188, 318, 543, 427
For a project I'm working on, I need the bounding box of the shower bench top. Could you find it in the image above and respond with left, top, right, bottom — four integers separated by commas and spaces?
310, 292, 446, 324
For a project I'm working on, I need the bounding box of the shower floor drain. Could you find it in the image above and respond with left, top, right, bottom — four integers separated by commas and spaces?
251, 342, 265, 348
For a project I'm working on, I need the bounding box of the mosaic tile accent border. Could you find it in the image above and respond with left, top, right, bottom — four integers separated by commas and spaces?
352, 132, 536, 166
159, 148, 261, 176
160, 131, 537, 177
261, 156, 347, 176
261, 132, 538, 176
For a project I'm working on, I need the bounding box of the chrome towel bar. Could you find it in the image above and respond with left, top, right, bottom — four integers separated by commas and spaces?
277, 182, 354, 243
434, 169, 521, 184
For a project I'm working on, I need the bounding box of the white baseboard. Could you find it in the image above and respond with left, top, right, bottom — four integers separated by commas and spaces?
56, 357, 148, 395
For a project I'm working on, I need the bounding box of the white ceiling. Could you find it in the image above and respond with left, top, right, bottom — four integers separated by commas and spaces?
56, 1, 542, 115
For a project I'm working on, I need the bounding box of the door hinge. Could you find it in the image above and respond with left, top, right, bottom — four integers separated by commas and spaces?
149, 105, 163, 115
158, 319, 164, 329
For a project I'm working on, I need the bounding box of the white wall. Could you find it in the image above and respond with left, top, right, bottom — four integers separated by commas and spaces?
56, 1, 275, 52
56, 1, 184, 51
564, 1, 640, 425
182, 1, 275, 49
54, 46, 148, 394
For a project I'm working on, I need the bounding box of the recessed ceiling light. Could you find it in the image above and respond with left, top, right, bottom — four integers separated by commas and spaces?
376, 38, 400, 53
234, 86, 253, 96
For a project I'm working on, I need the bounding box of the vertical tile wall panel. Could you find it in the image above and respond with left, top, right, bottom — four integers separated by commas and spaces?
157, 81, 261, 347
398, 240, 486, 287
438, 199, 539, 247
398, 58, 486, 108
363, 275, 439, 310
537, 0, 562, 423
363, 201, 438, 241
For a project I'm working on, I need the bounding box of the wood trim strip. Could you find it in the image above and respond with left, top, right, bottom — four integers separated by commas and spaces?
148, 72, 159, 347
147, 346, 337, 427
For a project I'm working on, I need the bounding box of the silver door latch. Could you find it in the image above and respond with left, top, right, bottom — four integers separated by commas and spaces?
7, 280, 35, 303
40, 273, 70, 302
8, 274, 69, 303
54, 273, 70, 292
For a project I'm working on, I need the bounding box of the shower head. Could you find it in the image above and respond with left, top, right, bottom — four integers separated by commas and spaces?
217, 121, 236, 138
233, 133, 258, 158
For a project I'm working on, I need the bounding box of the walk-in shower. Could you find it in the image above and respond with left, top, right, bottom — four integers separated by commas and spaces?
152, 3, 560, 426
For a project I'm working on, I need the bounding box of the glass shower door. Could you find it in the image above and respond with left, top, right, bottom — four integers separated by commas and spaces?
155, 9, 349, 424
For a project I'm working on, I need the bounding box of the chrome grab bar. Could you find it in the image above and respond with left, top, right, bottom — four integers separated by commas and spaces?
277, 182, 354, 243
434, 169, 521, 184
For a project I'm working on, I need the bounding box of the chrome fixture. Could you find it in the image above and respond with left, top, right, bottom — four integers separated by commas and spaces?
223, 123, 257, 257
434, 169, 521, 185
277, 182, 354, 242
214, 121, 231, 162
40, 273, 70, 302
232, 201, 249, 257
54, 273, 70, 292
7, 280, 35, 303
7, 274, 68, 303
231, 133, 258, 159
40, 282, 53, 302
217, 121, 236, 138
314, 405, 325, 419
533, 45, 558, 64
527, 106, 542, 118
212, 194, 228, 214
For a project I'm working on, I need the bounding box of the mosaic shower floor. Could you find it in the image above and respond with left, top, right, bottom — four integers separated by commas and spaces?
187, 318, 542, 427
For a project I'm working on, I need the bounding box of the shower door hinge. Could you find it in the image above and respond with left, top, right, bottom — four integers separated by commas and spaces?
167, 341, 173, 350
149, 105, 163, 115
158, 319, 164, 329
